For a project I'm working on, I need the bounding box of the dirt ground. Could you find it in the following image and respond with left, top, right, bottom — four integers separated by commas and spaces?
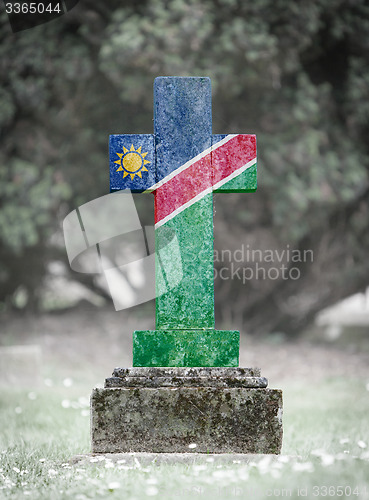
1, 303, 369, 388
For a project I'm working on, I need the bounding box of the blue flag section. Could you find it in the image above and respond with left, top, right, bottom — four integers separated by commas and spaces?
154, 76, 212, 181
109, 134, 155, 193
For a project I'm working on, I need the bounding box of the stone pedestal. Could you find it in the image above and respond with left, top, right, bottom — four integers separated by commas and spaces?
91, 368, 283, 454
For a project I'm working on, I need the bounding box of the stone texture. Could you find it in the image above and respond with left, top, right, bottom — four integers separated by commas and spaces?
91, 385, 283, 454
105, 376, 267, 388
107, 367, 265, 388
112, 367, 261, 377
133, 330, 239, 367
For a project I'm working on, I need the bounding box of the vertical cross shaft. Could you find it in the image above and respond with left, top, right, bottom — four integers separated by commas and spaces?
154, 77, 214, 330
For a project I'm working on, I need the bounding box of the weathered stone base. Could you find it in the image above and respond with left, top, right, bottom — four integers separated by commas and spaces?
91, 368, 283, 454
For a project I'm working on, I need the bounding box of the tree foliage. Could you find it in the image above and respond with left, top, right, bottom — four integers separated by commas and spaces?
0, 0, 368, 333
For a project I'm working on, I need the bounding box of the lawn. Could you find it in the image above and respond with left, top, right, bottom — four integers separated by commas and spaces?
1, 376, 368, 499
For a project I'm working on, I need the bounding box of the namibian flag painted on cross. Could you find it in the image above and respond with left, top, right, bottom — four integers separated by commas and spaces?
109, 77, 257, 368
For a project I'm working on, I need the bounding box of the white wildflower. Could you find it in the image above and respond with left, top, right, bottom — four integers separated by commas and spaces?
194, 464, 207, 471
146, 486, 158, 496
358, 440, 367, 449
78, 396, 89, 407
292, 462, 314, 472
321, 454, 335, 466
188, 443, 197, 449
108, 482, 121, 490
63, 378, 73, 387
271, 468, 281, 479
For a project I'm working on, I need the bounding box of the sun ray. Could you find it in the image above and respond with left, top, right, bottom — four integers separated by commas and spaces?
130, 144, 135, 151
123, 147, 129, 154
136, 146, 142, 153
123, 171, 129, 178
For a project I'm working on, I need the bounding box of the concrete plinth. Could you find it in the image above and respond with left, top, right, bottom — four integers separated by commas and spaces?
91, 368, 283, 454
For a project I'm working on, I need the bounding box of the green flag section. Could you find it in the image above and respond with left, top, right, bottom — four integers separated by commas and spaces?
155, 193, 214, 330
213, 163, 257, 193
133, 330, 239, 367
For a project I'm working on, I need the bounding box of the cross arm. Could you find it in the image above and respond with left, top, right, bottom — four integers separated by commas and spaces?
109, 134, 156, 193
212, 134, 257, 193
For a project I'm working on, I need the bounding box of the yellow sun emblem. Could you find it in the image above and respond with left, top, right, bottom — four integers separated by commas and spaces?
115, 144, 150, 180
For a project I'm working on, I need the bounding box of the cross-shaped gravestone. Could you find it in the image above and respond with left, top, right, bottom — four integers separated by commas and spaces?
109, 77, 257, 367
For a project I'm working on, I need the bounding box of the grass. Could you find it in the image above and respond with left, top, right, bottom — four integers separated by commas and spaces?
0, 377, 369, 499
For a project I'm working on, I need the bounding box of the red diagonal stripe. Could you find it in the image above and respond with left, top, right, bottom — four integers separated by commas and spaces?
155, 154, 212, 224
212, 134, 256, 186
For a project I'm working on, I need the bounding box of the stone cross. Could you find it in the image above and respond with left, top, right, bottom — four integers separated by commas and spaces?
109, 76, 257, 367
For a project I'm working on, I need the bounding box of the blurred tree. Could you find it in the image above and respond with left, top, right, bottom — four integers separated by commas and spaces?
0, 0, 368, 333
